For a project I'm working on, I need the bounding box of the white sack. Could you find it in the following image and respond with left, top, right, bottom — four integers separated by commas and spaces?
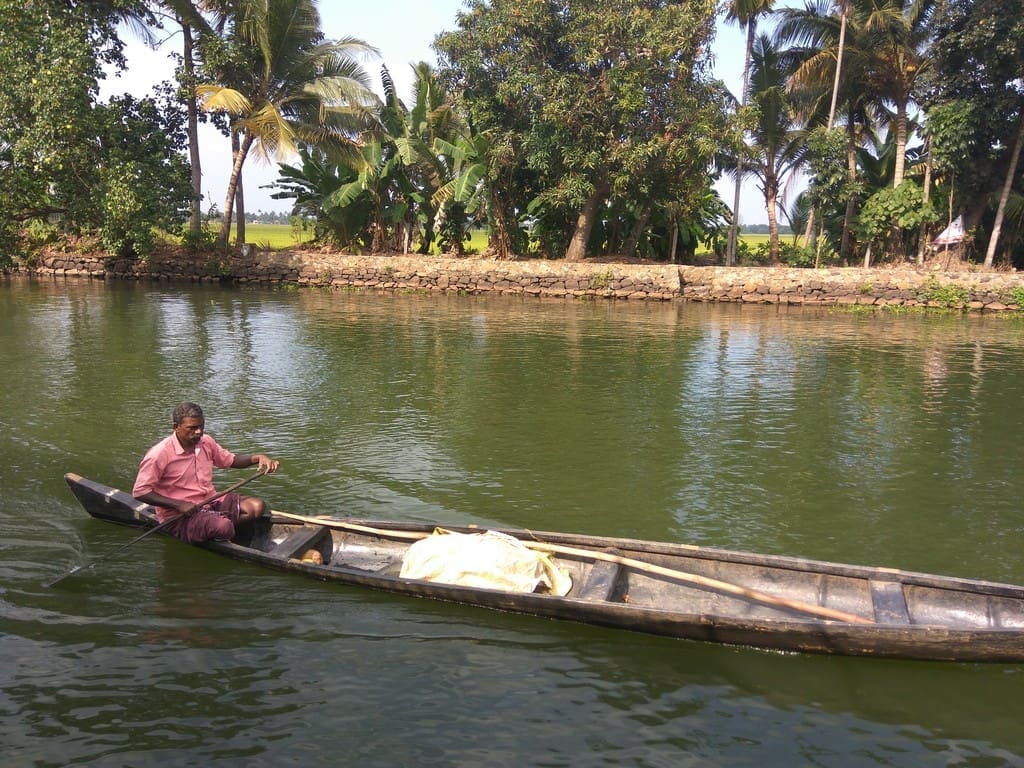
400, 529, 572, 596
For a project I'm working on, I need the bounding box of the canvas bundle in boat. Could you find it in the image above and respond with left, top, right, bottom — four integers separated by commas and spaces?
399, 529, 573, 596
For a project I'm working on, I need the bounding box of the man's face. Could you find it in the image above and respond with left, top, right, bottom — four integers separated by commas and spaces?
173, 416, 205, 451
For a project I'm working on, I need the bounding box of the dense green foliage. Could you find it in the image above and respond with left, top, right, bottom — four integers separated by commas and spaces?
0, 0, 189, 260
1, 0, 1021, 268
768, 0, 1023, 268
435, 0, 731, 261
921, 0, 1024, 265
270, 64, 487, 255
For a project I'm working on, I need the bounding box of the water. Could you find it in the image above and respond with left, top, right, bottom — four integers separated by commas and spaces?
3, 276, 1024, 766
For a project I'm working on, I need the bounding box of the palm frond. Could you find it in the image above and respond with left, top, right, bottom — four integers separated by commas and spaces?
238, 102, 295, 159
197, 85, 252, 115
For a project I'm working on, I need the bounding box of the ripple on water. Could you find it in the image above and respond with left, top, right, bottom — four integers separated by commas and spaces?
5, 285, 1024, 766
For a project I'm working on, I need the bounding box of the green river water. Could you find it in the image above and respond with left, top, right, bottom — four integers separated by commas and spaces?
2, 276, 1023, 766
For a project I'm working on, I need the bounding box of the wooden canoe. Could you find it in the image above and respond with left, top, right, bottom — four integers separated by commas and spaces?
64, 473, 1024, 662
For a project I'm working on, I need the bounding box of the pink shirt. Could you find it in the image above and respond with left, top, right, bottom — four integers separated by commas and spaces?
133, 433, 237, 521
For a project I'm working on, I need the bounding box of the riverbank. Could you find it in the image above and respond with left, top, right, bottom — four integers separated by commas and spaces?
10, 247, 1024, 311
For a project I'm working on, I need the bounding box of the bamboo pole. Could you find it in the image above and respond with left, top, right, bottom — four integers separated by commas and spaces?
272, 511, 874, 625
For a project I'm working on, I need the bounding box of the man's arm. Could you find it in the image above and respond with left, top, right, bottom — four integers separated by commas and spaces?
231, 453, 280, 473
134, 491, 199, 517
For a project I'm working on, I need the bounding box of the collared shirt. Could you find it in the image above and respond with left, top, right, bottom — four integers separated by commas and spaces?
133, 433, 237, 521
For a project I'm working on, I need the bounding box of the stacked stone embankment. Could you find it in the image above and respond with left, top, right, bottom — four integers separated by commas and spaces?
14, 249, 1024, 311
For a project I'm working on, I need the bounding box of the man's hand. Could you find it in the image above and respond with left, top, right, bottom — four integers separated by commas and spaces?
176, 501, 200, 517
250, 453, 280, 474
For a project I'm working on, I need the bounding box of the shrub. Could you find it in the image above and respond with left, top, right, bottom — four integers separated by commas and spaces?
917, 277, 970, 307
25, 219, 60, 247
779, 242, 815, 268
180, 222, 218, 252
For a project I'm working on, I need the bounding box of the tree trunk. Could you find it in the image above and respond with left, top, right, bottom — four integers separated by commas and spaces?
802, 209, 815, 249
984, 115, 1024, 268
893, 100, 909, 187
565, 180, 608, 262
916, 136, 933, 264
841, 196, 857, 265
621, 205, 650, 258
370, 191, 386, 253
840, 128, 858, 263
182, 22, 202, 239
765, 178, 781, 264
727, 22, 757, 267
487, 187, 515, 260
233, 131, 246, 246
218, 130, 254, 249
727, 172, 743, 266
827, 5, 847, 130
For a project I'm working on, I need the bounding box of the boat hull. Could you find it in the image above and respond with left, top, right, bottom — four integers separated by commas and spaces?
63, 473, 1024, 662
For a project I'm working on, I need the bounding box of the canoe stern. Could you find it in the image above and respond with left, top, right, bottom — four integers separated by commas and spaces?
64, 472, 156, 527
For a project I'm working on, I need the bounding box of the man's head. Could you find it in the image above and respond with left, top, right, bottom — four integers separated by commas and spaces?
172, 402, 205, 451
172, 402, 204, 425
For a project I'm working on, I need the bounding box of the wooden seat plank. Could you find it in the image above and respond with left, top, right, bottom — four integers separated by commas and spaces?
871, 580, 912, 624
577, 553, 623, 602
271, 525, 330, 560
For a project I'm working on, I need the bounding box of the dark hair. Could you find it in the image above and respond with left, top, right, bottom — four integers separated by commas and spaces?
172, 402, 204, 425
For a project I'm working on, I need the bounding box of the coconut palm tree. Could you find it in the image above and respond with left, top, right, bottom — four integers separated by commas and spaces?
724, 0, 777, 266
120, 2, 235, 239
741, 33, 808, 263
146, 1, 227, 239
196, 0, 379, 248
775, 0, 934, 265
775, 0, 871, 261
859, 0, 935, 187
985, 117, 1024, 268
826, 1, 849, 129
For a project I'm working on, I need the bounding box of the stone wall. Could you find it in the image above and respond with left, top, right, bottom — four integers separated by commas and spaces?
13, 249, 1024, 311
677, 265, 1022, 311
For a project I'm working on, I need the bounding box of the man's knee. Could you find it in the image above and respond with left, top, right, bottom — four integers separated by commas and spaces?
240, 496, 267, 520
207, 515, 236, 541
183, 512, 235, 542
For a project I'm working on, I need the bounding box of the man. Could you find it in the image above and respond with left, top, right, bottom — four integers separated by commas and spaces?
133, 402, 280, 543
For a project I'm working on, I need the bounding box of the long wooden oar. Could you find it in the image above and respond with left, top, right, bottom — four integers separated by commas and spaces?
49, 468, 268, 587
271, 512, 873, 625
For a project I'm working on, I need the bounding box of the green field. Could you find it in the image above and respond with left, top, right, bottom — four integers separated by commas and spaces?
734, 233, 771, 247
232, 222, 315, 249
217, 223, 489, 253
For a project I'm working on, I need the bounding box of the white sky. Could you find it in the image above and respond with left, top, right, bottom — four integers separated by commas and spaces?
102, 1, 767, 224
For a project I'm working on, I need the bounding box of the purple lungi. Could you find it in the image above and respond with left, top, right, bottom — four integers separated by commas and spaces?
163, 493, 242, 543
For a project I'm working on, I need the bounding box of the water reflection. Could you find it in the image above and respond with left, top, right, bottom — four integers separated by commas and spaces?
4, 279, 1024, 765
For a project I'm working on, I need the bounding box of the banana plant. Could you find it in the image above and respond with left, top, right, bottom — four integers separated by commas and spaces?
430, 133, 489, 254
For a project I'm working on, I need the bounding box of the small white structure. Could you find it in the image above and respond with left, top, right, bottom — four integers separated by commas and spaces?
932, 215, 965, 247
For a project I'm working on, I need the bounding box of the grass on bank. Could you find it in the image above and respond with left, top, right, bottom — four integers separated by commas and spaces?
214, 222, 772, 258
